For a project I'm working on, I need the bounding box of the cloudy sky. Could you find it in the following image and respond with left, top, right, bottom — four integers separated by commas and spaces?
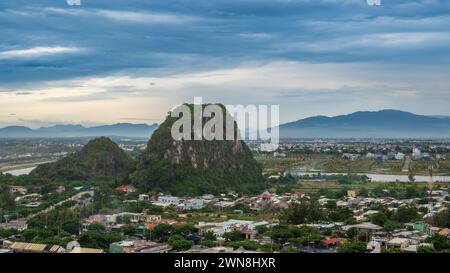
1, 0, 450, 128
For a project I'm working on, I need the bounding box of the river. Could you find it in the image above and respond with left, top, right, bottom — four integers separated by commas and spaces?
3, 167, 36, 176
289, 171, 450, 183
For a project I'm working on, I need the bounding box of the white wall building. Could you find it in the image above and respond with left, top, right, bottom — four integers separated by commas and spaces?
157, 196, 180, 206
412, 148, 422, 160
198, 219, 269, 237
395, 152, 405, 160
183, 199, 204, 210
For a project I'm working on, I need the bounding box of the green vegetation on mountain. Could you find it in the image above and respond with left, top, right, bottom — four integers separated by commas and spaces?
130, 104, 264, 195
23, 104, 265, 195
30, 137, 135, 181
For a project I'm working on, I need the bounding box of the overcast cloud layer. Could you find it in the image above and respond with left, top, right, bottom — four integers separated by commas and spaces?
1, 0, 450, 127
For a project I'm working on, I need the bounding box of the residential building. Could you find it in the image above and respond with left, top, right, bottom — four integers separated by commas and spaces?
395, 152, 405, 160
347, 190, 357, 198
139, 243, 172, 253
115, 185, 137, 193
183, 199, 204, 210
9, 185, 27, 195
438, 228, 450, 237
56, 186, 66, 194
261, 191, 272, 201
273, 152, 287, 158
322, 238, 341, 250
412, 148, 422, 160
342, 153, 359, 161
139, 194, 150, 201
198, 219, 269, 237
387, 238, 410, 251
0, 219, 28, 231
9, 242, 47, 253
342, 223, 383, 237
157, 195, 180, 206
70, 247, 104, 253
110, 240, 166, 253
412, 221, 427, 233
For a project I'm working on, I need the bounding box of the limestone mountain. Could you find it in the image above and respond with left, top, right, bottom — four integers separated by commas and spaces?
31, 137, 135, 180
130, 104, 264, 195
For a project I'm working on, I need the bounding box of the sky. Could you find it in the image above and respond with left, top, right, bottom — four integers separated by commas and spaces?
1, 0, 450, 128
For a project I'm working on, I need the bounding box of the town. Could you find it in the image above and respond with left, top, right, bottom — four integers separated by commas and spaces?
1, 139, 450, 254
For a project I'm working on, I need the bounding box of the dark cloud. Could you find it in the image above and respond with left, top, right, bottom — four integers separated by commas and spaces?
0, 0, 449, 85
15, 92, 33, 95
1, 0, 450, 127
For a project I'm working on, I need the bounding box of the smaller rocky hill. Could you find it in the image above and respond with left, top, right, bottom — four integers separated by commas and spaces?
31, 137, 135, 180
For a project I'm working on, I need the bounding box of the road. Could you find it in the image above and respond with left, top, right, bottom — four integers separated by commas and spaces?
25, 191, 94, 220
402, 156, 412, 172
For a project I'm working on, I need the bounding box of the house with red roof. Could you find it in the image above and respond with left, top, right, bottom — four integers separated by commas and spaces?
115, 185, 137, 193
9, 185, 27, 195
261, 190, 272, 201
322, 238, 341, 250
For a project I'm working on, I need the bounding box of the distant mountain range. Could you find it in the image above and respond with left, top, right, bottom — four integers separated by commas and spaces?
279, 110, 450, 138
2, 110, 450, 139
0, 123, 159, 138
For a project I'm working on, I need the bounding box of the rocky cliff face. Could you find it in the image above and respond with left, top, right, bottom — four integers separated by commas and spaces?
31, 137, 135, 180
130, 104, 264, 195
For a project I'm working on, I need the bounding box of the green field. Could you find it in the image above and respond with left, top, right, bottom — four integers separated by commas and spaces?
256, 154, 450, 175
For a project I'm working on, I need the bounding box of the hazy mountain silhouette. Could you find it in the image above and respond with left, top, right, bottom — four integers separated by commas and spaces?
0, 123, 158, 138
2, 110, 450, 139
279, 110, 450, 138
